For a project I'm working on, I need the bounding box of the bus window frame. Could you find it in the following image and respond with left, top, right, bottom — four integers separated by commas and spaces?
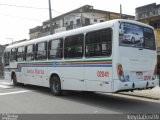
85, 28, 112, 58
17, 46, 25, 62
35, 41, 48, 60
25, 44, 35, 61
10, 48, 17, 62
3, 52, 10, 66
48, 38, 63, 60
64, 34, 84, 59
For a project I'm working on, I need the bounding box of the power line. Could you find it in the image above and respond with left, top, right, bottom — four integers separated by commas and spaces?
0, 3, 128, 22
0, 3, 63, 14
0, 13, 42, 22
0, 3, 106, 19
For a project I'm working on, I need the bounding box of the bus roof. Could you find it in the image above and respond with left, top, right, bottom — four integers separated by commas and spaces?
5, 19, 154, 51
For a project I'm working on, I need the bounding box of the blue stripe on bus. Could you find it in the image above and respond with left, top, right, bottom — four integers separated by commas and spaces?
15, 64, 112, 72
57, 65, 112, 67
21, 65, 112, 68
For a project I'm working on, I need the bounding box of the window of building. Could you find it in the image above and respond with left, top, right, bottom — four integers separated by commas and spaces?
85, 28, 112, 57
17, 46, 24, 62
26, 44, 35, 61
85, 18, 90, 25
70, 21, 74, 29
36, 42, 47, 60
100, 20, 104, 22
70, 21, 74, 25
10, 48, 17, 61
150, 21, 160, 29
48, 38, 63, 59
76, 19, 81, 26
64, 34, 83, 58
94, 19, 97, 22
4, 52, 10, 66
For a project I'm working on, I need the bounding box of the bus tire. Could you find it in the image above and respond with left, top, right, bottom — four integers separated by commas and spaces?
12, 73, 18, 86
50, 75, 62, 96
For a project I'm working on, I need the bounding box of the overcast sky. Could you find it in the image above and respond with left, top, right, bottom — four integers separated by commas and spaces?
0, 0, 160, 45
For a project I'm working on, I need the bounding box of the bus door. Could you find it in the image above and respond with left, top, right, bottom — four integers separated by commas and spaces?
61, 34, 85, 90
84, 28, 113, 92
60, 59, 85, 90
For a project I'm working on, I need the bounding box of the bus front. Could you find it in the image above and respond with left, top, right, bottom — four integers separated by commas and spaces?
114, 20, 157, 92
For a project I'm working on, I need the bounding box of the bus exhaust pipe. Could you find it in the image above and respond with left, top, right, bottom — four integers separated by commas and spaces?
146, 82, 149, 87
132, 83, 135, 89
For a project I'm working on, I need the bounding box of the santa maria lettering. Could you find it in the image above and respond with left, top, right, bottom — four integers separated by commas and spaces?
35, 69, 44, 74
27, 69, 44, 74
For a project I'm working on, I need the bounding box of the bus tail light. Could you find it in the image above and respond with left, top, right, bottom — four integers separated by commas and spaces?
117, 64, 125, 81
152, 65, 157, 80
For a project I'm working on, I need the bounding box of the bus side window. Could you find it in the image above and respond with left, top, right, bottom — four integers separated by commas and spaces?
48, 38, 63, 59
64, 34, 83, 59
85, 28, 112, 57
10, 48, 17, 62
4, 52, 10, 66
36, 42, 47, 60
17, 46, 25, 62
26, 44, 35, 61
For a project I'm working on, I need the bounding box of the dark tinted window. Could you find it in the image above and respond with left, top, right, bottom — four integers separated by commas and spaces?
26, 44, 35, 61
85, 28, 112, 57
36, 42, 47, 60
85, 18, 90, 25
76, 19, 81, 26
64, 34, 83, 58
4, 52, 10, 66
17, 46, 24, 61
143, 28, 156, 50
48, 38, 63, 59
10, 48, 17, 61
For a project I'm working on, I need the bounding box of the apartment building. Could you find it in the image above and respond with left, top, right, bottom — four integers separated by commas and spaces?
29, 5, 135, 39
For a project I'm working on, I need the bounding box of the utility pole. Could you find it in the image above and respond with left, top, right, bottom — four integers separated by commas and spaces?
120, 4, 122, 19
80, 12, 83, 27
48, 0, 53, 35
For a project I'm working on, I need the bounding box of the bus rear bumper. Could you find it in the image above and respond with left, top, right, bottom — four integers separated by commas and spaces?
113, 79, 158, 92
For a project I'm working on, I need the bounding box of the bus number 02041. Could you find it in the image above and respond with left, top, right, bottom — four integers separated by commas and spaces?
97, 71, 109, 77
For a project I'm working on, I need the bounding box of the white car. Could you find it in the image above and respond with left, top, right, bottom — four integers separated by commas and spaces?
123, 32, 143, 43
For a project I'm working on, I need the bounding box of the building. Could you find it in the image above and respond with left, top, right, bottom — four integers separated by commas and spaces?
136, 3, 160, 66
29, 5, 135, 39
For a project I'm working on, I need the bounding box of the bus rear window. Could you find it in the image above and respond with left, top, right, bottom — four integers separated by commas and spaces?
119, 22, 156, 50
143, 28, 156, 50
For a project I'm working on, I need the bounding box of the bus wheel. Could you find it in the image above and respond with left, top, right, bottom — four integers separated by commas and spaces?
12, 73, 18, 86
50, 75, 62, 96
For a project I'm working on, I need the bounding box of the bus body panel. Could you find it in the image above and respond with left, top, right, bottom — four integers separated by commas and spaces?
120, 48, 156, 81
84, 58, 113, 92
58, 59, 85, 91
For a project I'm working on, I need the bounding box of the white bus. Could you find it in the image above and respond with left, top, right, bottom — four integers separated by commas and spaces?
3, 19, 157, 95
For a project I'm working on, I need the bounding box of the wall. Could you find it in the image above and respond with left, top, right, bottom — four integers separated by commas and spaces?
136, 3, 160, 20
